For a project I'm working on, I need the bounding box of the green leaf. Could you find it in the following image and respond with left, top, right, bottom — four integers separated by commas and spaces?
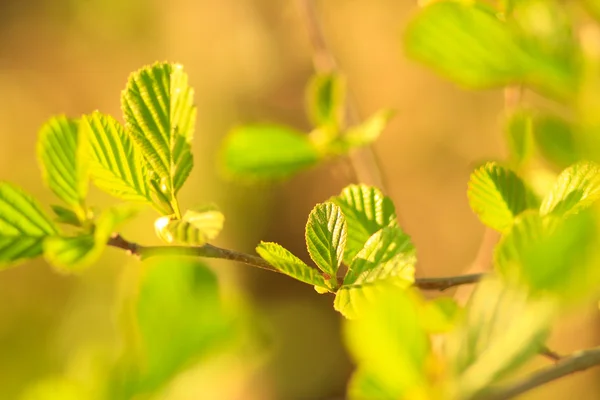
154, 206, 224, 246
404, 2, 530, 88
221, 125, 320, 181
347, 368, 399, 400
331, 184, 398, 264
121, 62, 195, 197
305, 202, 347, 280
334, 226, 415, 319
343, 109, 395, 150
51, 205, 82, 227
318, 109, 396, 156
83, 112, 153, 206
131, 257, 234, 395
533, 114, 578, 169
445, 277, 555, 399
467, 162, 538, 231
44, 204, 139, 272
344, 226, 415, 285
504, 110, 534, 169
344, 288, 430, 398
495, 211, 598, 298
540, 161, 600, 217
256, 242, 327, 289
403, 1, 574, 97
37, 116, 88, 210
0, 182, 58, 267
420, 297, 461, 334
305, 73, 346, 128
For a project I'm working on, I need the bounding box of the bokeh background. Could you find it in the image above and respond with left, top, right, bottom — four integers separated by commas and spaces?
0, 0, 599, 399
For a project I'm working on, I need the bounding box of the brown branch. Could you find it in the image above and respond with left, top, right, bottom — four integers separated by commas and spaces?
296, 0, 389, 193
415, 273, 483, 291
107, 233, 279, 274
107, 233, 483, 291
479, 347, 600, 400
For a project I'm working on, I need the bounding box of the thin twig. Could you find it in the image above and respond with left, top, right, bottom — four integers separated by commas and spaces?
296, 0, 389, 192
479, 347, 600, 400
415, 273, 483, 291
107, 233, 483, 291
539, 345, 563, 363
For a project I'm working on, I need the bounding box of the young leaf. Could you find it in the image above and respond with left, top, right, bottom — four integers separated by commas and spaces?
305, 73, 346, 128
155, 206, 224, 246
467, 162, 538, 231
445, 277, 555, 399
420, 297, 461, 334
532, 114, 578, 169
335, 279, 413, 320
504, 110, 534, 169
540, 161, 600, 217
221, 125, 320, 181
256, 242, 327, 289
404, 2, 530, 88
344, 288, 430, 398
51, 205, 81, 227
344, 226, 415, 285
495, 211, 598, 298
83, 112, 152, 205
305, 202, 347, 278
44, 204, 139, 272
37, 116, 89, 210
331, 184, 398, 264
131, 258, 234, 395
342, 109, 394, 150
0, 182, 58, 267
121, 62, 195, 196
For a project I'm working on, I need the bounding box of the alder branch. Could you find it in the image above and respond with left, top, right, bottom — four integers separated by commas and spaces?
107, 233, 483, 290
480, 347, 600, 400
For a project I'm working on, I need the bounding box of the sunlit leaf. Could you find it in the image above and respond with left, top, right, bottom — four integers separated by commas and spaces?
468, 162, 538, 231
540, 161, 600, 216
510, 0, 576, 87
256, 242, 327, 289
44, 204, 139, 272
305, 73, 346, 128
344, 226, 415, 286
504, 110, 534, 169
222, 125, 320, 181
495, 211, 598, 298
344, 288, 430, 398
343, 109, 395, 149
132, 257, 234, 395
347, 368, 398, 400
305, 202, 346, 279
51, 205, 81, 227
21, 377, 92, 400
403, 1, 574, 97
121, 62, 195, 196
445, 277, 555, 399
37, 116, 88, 210
0, 182, 58, 267
83, 112, 152, 205
155, 206, 224, 246
331, 184, 398, 264
533, 114, 578, 169
404, 2, 530, 88
420, 297, 461, 334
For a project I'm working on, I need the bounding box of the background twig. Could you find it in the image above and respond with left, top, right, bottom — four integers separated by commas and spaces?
479, 347, 600, 400
296, 0, 388, 192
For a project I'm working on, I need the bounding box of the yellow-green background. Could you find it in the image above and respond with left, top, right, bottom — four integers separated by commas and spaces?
0, 0, 598, 398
